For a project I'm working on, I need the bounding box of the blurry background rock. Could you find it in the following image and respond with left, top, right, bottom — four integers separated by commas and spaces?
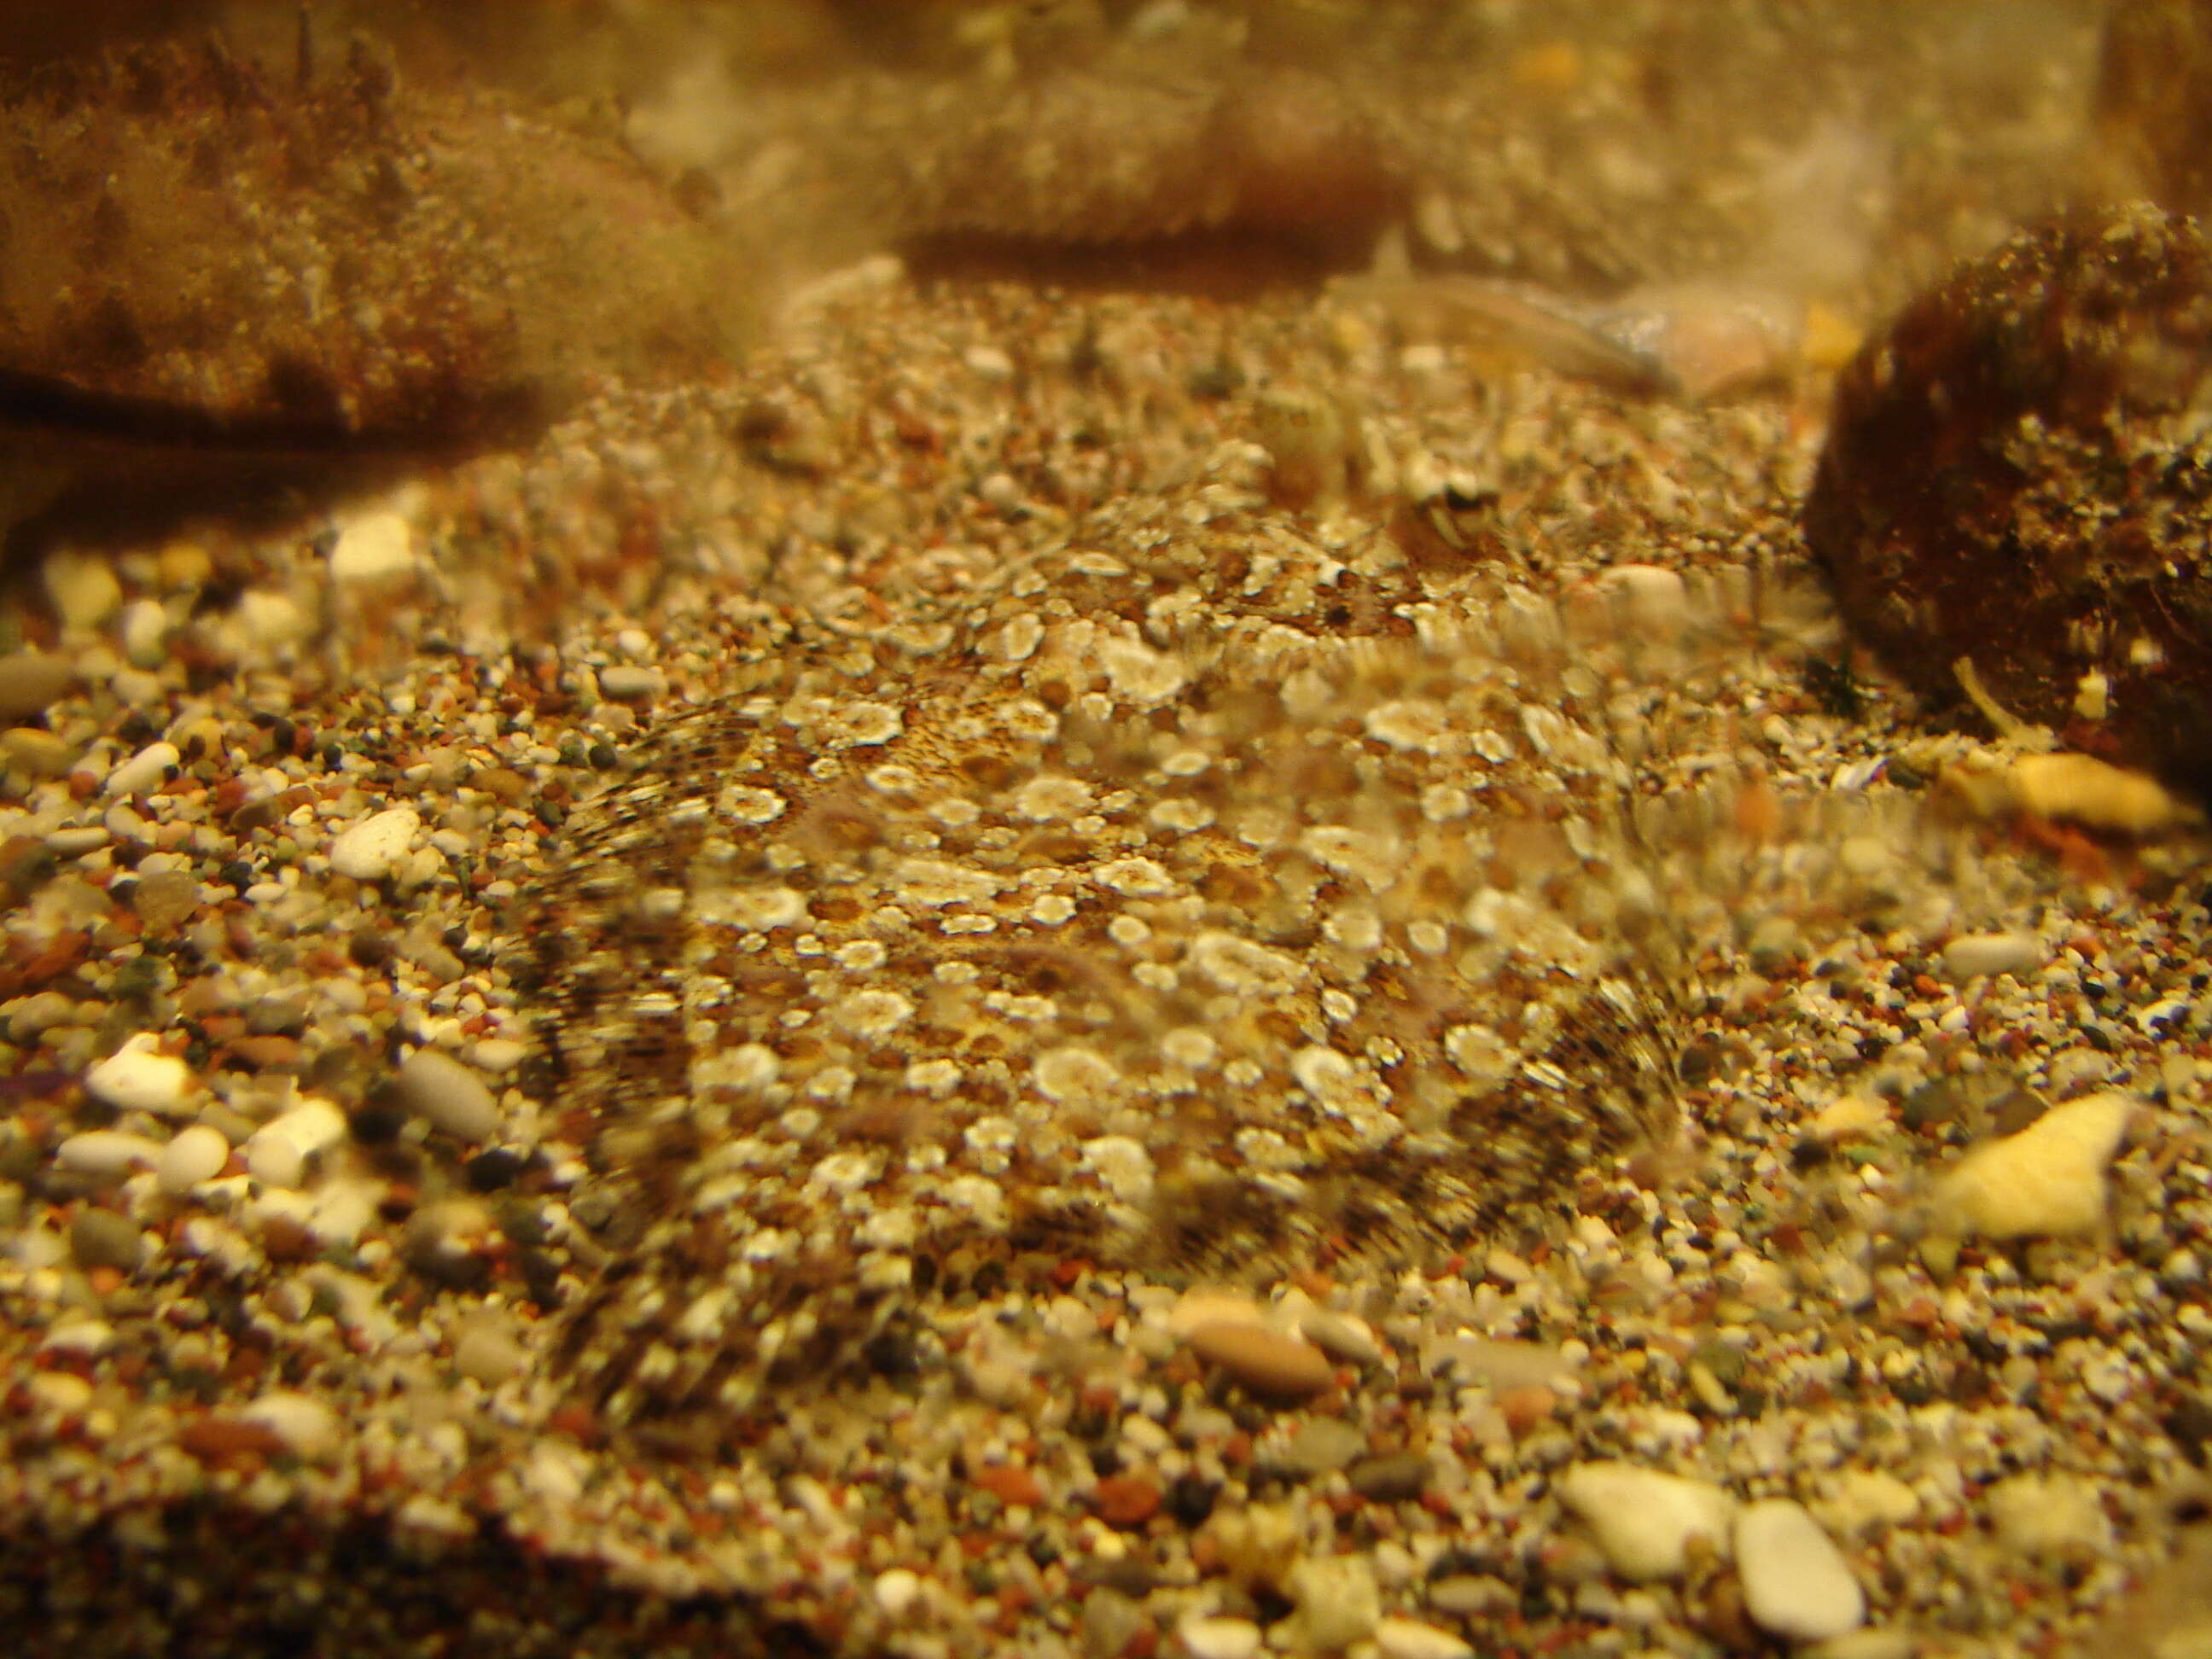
2092, 0, 2212, 215
1803, 204, 2212, 799
0, 15, 747, 556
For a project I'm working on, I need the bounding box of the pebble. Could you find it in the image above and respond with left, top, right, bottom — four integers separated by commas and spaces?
597, 665, 667, 701
238, 1391, 342, 1462
245, 1101, 349, 1191
84, 1035, 195, 1115
55, 1130, 164, 1178
1092, 1472, 1162, 1528
1734, 1499, 1866, 1642
1273, 1416, 1367, 1477
104, 740, 179, 798
1185, 1321, 1336, 1400
873, 1567, 923, 1620
1176, 1615, 1260, 1659
330, 806, 422, 881
1934, 1090, 2133, 1239
1347, 1452, 1433, 1503
1373, 1618, 1476, 1659
1296, 1307, 1384, 1366
1938, 931, 2044, 982
1555, 1462, 1735, 1581
0, 651, 74, 718
395, 1049, 503, 1142
69, 1208, 145, 1272
1, 727, 75, 778
44, 548, 121, 629
329, 510, 417, 582
130, 870, 202, 930
7, 991, 79, 1043
119, 598, 169, 667
1280, 1553, 1381, 1655
156, 1125, 232, 1195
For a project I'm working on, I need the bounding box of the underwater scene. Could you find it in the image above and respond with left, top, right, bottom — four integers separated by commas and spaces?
4, 3, 2212, 1655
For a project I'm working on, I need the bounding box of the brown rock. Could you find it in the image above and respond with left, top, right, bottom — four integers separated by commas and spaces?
1091, 1473, 1162, 1528
1184, 1321, 1336, 1401
1806, 204, 2212, 797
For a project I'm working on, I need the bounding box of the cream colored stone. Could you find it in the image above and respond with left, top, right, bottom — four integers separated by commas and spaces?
1934, 1091, 2133, 1239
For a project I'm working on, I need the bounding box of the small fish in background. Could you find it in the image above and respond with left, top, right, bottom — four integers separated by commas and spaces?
1332, 232, 1810, 402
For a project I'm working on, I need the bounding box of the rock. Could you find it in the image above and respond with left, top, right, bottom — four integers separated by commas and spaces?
69, 1207, 145, 1272
1733, 1498, 1866, 1642
55, 1130, 163, 1178
873, 1567, 923, 1620
84, 1034, 195, 1115
1556, 1461, 1735, 1582
1985, 1472, 2116, 1559
1272, 1417, 1368, 1478
2, 727, 74, 778
44, 549, 120, 629
1185, 1321, 1336, 1400
329, 806, 422, 881
2095, 0, 2212, 215
1092, 1472, 1162, 1528
1176, 1615, 1261, 1659
103, 740, 179, 798
244, 1100, 348, 1190
156, 1124, 231, 1194
1934, 1090, 2133, 1239
0, 651, 73, 717
597, 665, 667, 701
1939, 932, 2044, 983
237, 1391, 342, 1462
1805, 205, 2212, 797
1278, 1553, 1381, 1656
1373, 1619, 1476, 1659
1348, 1452, 1433, 1503
394, 1048, 503, 1142
329, 509, 416, 582
130, 870, 201, 930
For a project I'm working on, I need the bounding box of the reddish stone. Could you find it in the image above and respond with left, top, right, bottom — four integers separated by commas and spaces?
1091, 1473, 1161, 1528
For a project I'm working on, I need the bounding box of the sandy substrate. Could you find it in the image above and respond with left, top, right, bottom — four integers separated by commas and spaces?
6, 6, 2212, 1657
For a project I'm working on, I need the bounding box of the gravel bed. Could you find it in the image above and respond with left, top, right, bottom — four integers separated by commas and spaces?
5, 9, 2212, 1656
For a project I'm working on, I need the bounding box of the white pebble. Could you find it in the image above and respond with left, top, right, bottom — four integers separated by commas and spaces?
1556, 1462, 1734, 1581
964, 344, 1015, 381
156, 1124, 233, 1194
1734, 1499, 1866, 1643
1373, 1617, 1476, 1659
239, 1391, 342, 1461
468, 1038, 530, 1074
329, 510, 416, 582
85, 1035, 195, 1115
104, 740, 180, 798
330, 806, 422, 880
598, 665, 667, 701
118, 598, 170, 668
55, 1130, 163, 1177
245, 1127, 306, 1190
396, 1048, 502, 1142
1938, 931, 2044, 982
873, 1568, 924, 1620
1935, 1091, 2133, 1239
1176, 1615, 1261, 1659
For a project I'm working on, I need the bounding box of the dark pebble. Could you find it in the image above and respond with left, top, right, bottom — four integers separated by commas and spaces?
467, 1147, 528, 1191
1347, 1452, 1431, 1503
